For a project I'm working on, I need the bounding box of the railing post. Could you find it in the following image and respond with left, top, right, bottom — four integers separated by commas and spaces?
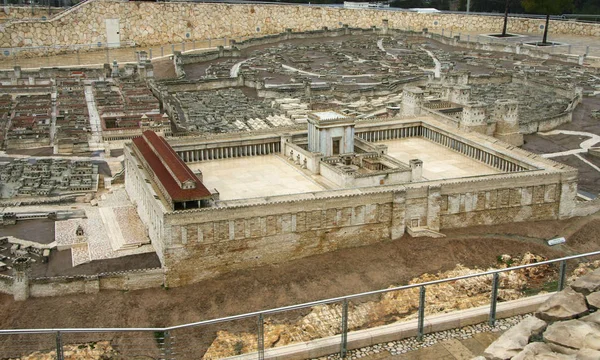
182, 42, 185, 52
586, 46, 589, 56
76, 48, 80, 65
558, 260, 567, 291
258, 314, 265, 360
489, 273, 499, 326
441, 28, 444, 36
417, 285, 426, 341
55, 331, 64, 360
162, 330, 172, 359
209, 37, 212, 48
568, 44, 572, 55
149, 48, 153, 60
161, 46, 164, 57
467, 34, 470, 42
193, 40, 196, 49
340, 299, 348, 358
171, 44, 175, 54
105, 46, 109, 64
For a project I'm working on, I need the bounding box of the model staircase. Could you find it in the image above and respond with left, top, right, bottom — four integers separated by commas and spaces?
99, 207, 143, 251
406, 226, 446, 238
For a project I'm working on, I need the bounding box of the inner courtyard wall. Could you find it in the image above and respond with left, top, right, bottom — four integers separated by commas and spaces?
1, 0, 598, 50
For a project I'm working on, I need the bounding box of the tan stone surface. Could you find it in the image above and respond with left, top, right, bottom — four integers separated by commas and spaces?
0, 1, 598, 52
544, 319, 600, 351
483, 316, 547, 360
188, 155, 325, 200
535, 287, 589, 322
381, 138, 500, 180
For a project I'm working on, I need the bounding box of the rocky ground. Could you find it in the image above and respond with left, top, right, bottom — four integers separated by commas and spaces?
479, 265, 600, 359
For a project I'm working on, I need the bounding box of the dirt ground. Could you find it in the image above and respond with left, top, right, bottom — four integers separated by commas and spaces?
1, 212, 599, 358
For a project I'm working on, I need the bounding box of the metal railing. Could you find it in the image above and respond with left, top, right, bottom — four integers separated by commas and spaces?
428, 28, 600, 57
0, 249, 598, 359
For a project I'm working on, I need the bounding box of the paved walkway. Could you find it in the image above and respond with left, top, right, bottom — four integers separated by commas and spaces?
360, 331, 501, 359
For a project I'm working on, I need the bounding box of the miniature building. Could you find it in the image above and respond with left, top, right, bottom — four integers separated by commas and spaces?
307, 111, 355, 156
129, 130, 213, 210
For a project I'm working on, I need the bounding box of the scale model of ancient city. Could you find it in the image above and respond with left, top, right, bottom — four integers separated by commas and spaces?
1, 0, 600, 359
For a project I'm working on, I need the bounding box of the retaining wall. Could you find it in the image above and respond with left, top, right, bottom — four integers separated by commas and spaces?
1, 0, 598, 51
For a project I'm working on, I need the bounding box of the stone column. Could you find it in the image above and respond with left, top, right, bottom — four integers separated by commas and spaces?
281, 134, 292, 155
559, 173, 578, 220
410, 159, 423, 182
12, 257, 30, 301
427, 186, 442, 231
111, 60, 119, 78
382, 19, 389, 35
304, 80, 311, 98
391, 190, 407, 240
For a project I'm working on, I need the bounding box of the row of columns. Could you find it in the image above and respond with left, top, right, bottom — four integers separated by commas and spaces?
359, 126, 422, 142
178, 142, 281, 163
422, 127, 525, 173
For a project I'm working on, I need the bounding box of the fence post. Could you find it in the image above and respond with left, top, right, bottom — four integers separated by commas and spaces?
417, 285, 426, 341
163, 330, 172, 359
105, 46, 109, 64
441, 28, 444, 36
209, 37, 212, 48
182, 42, 185, 52
558, 260, 567, 291
467, 34, 470, 42
161, 46, 164, 57
193, 40, 196, 50
56, 331, 64, 360
340, 299, 349, 358
489, 273, 499, 326
76, 48, 80, 65
568, 44, 572, 55
586, 46, 589, 56
149, 48, 153, 60
171, 44, 175, 54
258, 314, 265, 360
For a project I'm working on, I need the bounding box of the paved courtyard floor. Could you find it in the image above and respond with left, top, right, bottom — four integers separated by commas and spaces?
188, 155, 326, 200
380, 138, 501, 180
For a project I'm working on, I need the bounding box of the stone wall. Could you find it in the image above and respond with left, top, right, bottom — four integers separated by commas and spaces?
160, 170, 571, 287
0, 275, 13, 295
2, 268, 164, 299
0, 0, 598, 50
0, 6, 62, 21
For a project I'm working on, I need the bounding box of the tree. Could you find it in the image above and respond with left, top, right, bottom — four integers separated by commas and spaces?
521, 0, 573, 44
502, 0, 511, 36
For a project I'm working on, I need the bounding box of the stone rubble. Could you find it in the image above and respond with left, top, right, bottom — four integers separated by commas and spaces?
481, 267, 600, 360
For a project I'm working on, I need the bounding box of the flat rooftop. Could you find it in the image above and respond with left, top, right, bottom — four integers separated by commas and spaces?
188, 156, 325, 201
380, 138, 501, 180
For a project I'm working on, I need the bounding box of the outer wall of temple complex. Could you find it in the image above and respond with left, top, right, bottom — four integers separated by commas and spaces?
124, 119, 579, 288
1, 0, 599, 50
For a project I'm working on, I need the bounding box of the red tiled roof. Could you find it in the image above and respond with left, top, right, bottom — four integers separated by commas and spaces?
142, 130, 199, 186
132, 131, 211, 202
